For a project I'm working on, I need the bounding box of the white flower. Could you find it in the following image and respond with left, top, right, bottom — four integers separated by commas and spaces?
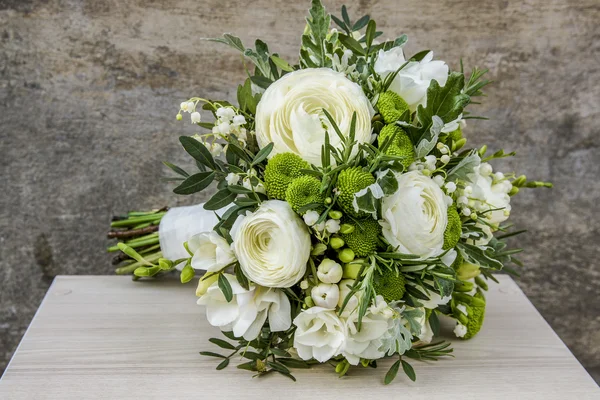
232, 115, 246, 126
186, 101, 195, 112
374, 48, 448, 111
180, 101, 188, 111
317, 259, 343, 283
255, 68, 373, 166
197, 274, 291, 340
380, 171, 449, 259
303, 210, 320, 226
414, 307, 434, 344
311, 283, 340, 309
342, 296, 393, 365
293, 307, 346, 362
225, 172, 239, 186
187, 231, 236, 273
218, 121, 231, 135
325, 219, 340, 233
445, 181, 457, 193
208, 142, 223, 157
415, 284, 452, 309
190, 111, 201, 124
468, 166, 512, 225
337, 279, 359, 316
216, 107, 236, 121
242, 177, 266, 194
231, 200, 311, 288
454, 322, 467, 338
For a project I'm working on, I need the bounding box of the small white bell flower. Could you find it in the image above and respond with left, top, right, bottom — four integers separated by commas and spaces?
325, 219, 340, 233
303, 211, 320, 226
190, 112, 201, 124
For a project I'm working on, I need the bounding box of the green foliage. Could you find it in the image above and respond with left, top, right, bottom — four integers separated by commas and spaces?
373, 268, 406, 302
378, 125, 415, 170
336, 167, 375, 217
285, 175, 324, 213
377, 91, 410, 123
263, 153, 310, 200
340, 217, 381, 257
300, 0, 331, 68
443, 206, 462, 250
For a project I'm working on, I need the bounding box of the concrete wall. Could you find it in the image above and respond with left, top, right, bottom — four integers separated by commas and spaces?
0, 0, 598, 381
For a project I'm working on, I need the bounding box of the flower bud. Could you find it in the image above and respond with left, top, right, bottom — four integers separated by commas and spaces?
338, 248, 355, 263
478, 145, 487, 157
456, 262, 480, 280
342, 261, 362, 279
508, 186, 519, 196
311, 283, 340, 308
339, 223, 355, 234
195, 273, 218, 296
453, 138, 467, 151
330, 237, 345, 249
304, 296, 315, 308
328, 210, 343, 220
180, 264, 195, 283
325, 197, 332, 204
176, 113, 183, 121
311, 243, 328, 256
317, 258, 343, 283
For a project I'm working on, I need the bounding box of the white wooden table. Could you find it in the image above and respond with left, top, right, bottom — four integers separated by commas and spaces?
0, 276, 598, 399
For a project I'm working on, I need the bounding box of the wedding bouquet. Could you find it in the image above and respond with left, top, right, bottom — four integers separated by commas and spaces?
107, 0, 551, 384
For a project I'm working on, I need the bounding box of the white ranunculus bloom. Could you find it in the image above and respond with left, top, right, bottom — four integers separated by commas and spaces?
255, 68, 373, 166
188, 231, 236, 273
380, 171, 449, 259
342, 296, 394, 365
468, 166, 512, 226
197, 274, 291, 340
293, 307, 346, 362
374, 48, 448, 111
230, 200, 311, 288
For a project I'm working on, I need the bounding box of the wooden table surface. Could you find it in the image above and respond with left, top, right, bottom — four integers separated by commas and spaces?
0, 276, 598, 399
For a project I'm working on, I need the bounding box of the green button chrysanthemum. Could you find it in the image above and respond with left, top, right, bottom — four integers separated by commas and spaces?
443, 206, 462, 250
463, 292, 486, 339
285, 175, 324, 213
378, 124, 415, 170
374, 268, 406, 303
377, 91, 410, 124
263, 153, 310, 200
336, 167, 375, 218
340, 217, 381, 257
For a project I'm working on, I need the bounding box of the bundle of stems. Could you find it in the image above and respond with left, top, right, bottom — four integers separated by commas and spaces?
107, 208, 167, 275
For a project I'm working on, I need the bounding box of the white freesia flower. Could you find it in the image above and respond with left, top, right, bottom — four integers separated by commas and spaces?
374, 48, 448, 111
317, 258, 343, 283
380, 171, 449, 258
311, 283, 340, 309
255, 68, 373, 166
188, 231, 236, 273
197, 274, 291, 340
293, 307, 346, 362
342, 296, 393, 365
468, 165, 512, 225
231, 200, 311, 288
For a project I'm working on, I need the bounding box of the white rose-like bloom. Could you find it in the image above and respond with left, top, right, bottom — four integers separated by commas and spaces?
293, 307, 346, 362
381, 171, 449, 259
197, 274, 291, 340
255, 68, 373, 166
188, 231, 235, 273
231, 200, 311, 288
374, 47, 448, 111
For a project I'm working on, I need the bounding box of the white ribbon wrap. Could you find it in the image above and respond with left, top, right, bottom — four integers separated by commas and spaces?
158, 203, 229, 269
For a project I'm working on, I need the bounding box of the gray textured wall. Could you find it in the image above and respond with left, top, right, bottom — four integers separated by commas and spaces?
0, 0, 599, 382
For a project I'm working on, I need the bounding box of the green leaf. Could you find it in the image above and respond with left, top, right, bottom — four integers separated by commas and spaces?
338, 34, 366, 56
433, 276, 454, 298
277, 358, 311, 369
250, 75, 273, 89
429, 310, 441, 337
412, 72, 470, 144
227, 185, 253, 194
270, 55, 294, 72
377, 170, 398, 195
365, 20, 376, 50
218, 273, 233, 302
237, 361, 258, 371
234, 197, 259, 207
352, 15, 370, 31
179, 136, 216, 169
235, 264, 250, 291
341, 5, 350, 26
384, 360, 401, 384
409, 50, 431, 62
162, 161, 189, 178
216, 358, 230, 370
401, 359, 417, 382
447, 150, 481, 182
209, 338, 236, 350
199, 351, 226, 358
252, 142, 274, 166
458, 242, 503, 270
204, 189, 237, 210
173, 171, 215, 195
207, 33, 245, 52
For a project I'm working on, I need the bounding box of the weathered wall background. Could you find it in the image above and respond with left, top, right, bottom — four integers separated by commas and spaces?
0, 0, 598, 382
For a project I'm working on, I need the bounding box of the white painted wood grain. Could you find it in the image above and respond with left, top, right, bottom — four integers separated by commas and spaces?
0, 275, 598, 399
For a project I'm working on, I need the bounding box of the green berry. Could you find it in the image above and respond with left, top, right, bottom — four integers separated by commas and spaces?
338, 248, 355, 263
285, 175, 324, 213
374, 269, 406, 303
340, 218, 381, 257
336, 167, 375, 218
377, 91, 410, 123
264, 153, 310, 200
330, 237, 345, 250
443, 206, 462, 250
378, 124, 415, 170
